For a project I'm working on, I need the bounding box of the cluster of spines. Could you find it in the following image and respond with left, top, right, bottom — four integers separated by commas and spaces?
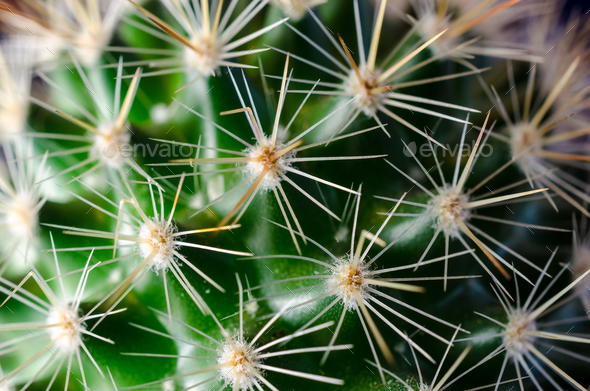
0, 0, 589, 390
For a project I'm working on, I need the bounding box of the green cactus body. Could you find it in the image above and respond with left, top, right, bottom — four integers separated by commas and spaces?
1, 1, 590, 390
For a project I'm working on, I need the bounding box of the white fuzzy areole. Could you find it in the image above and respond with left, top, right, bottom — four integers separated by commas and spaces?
504, 310, 537, 358
415, 10, 454, 57
93, 121, 132, 167
71, 28, 105, 67
244, 139, 295, 192
429, 187, 471, 238
183, 36, 222, 76
329, 257, 372, 311
217, 338, 261, 390
271, 0, 326, 21
507, 122, 542, 177
46, 306, 84, 353
4, 190, 39, 240
418, 381, 433, 391
138, 219, 179, 272
0, 97, 28, 140
343, 68, 383, 116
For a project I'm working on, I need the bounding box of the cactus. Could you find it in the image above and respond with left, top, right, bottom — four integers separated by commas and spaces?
1, 0, 590, 390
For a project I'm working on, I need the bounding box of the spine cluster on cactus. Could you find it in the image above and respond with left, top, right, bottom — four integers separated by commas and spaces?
1, 1, 590, 391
